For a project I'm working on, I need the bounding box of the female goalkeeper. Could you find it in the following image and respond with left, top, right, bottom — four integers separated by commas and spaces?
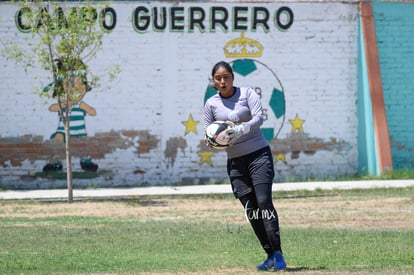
203, 61, 286, 271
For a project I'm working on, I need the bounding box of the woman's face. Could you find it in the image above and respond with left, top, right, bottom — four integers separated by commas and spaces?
213, 66, 234, 97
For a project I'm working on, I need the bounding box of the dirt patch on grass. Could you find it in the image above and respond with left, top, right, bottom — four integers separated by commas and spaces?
1, 192, 413, 230
279, 196, 414, 230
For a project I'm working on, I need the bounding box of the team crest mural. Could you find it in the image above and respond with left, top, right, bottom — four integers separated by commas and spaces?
198, 33, 286, 166
190, 33, 352, 175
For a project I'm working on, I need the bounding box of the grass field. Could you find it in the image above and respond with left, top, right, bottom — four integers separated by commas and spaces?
0, 186, 413, 274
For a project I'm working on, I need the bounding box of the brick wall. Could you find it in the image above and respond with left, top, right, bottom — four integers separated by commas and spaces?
0, 1, 360, 188
373, 2, 414, 169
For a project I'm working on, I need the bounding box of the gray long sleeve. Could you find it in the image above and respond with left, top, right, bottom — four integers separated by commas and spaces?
203, 87, 268, 158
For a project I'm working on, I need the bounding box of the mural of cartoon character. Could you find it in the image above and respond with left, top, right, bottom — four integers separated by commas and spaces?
42, 58, 98, 173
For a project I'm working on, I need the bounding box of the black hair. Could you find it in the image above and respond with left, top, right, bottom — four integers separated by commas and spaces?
211, 61, 234, 79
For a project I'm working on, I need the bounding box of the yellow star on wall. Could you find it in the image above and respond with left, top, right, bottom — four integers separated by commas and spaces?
275, 153, 287, 164
289, 113, 305, 133
182, 114, 199, 135
198, 151, 214, 166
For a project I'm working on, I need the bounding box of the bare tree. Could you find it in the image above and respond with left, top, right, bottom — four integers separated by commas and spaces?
1, 0, 119, 202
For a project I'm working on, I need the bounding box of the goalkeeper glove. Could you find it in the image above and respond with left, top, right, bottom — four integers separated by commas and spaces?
227, 122, 250, 145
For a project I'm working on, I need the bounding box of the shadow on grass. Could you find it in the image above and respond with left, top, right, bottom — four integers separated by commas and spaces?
285, 266, 326, 272
35, 196, 170, 207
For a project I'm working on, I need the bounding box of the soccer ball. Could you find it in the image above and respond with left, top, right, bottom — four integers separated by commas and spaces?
205, 121, 235, 149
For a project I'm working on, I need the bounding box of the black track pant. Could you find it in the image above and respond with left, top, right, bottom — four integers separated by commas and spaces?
239, 183, 282, 255
227, 146, 282, 255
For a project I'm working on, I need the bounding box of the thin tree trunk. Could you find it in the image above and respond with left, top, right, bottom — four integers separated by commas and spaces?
65, 81, 73, 203
65, 112, 73, 203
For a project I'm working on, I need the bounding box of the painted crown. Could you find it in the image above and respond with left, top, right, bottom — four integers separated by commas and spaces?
224, 33, 263, 58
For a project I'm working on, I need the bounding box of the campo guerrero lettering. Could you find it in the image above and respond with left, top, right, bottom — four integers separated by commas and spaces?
15, 5, 293, 34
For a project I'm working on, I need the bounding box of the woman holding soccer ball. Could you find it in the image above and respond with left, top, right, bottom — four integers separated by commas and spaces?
203, 61, 286, 271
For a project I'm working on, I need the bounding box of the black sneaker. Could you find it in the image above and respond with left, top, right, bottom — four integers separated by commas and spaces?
43, 161, 63, 172
80, 158, 98, 172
